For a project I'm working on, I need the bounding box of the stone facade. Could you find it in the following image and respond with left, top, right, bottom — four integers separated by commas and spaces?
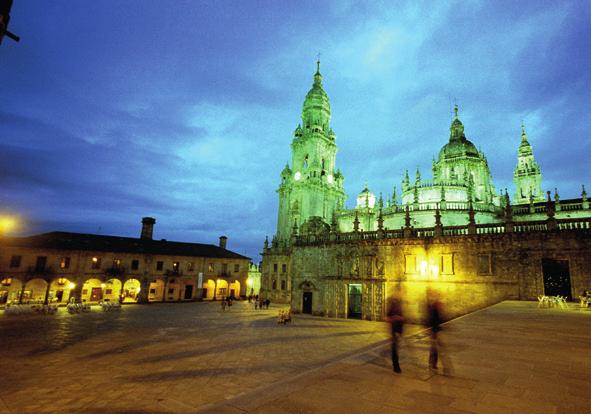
261, 63, 591, 321
0, 218, 250, 305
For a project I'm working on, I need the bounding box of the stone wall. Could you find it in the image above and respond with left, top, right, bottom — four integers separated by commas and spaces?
285, 230, 591, 323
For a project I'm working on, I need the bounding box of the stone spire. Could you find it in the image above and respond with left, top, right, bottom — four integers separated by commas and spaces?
514, 122, 543, 204
449, 104, 466, 142
302, 59, 331, 131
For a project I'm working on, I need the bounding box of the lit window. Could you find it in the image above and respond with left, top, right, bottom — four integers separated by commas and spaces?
60, 257, 70, 269
208, 263, 214, 273
91, 257, 101, 269
404, 255, 417, 274
440, 254, 454, 275
113, 258, 121, 268
172, 262, 180, 272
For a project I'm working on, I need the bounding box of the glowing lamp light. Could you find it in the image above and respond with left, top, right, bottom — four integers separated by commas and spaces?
294, 171, 302, 181
0, 215, 19, 235
100, 283, 106, 288
1, 278, 13, 286
419, 260, 428, 275
327, 174, 334, 184
246, 278, 253, 287
67, 282, 76, 289
136, 287, 141, 293
92, 257, 98, 263
57, 278, 67, 285
430, 265, 439, 279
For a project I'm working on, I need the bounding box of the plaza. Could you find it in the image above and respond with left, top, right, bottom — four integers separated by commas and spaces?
1, 301, 590, 413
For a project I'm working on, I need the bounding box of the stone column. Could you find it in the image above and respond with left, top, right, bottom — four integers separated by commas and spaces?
136, 277, 150, 304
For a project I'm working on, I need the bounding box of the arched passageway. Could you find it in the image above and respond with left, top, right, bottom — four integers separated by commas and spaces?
49, 278, 75, 303
228, 280, 241, 299
202, 279, 215, 300
122, 278, 141, 303
103, 279, 122, 302
82, 278, 103, 303
0, 278, 22, 304
22, 278, 48, 303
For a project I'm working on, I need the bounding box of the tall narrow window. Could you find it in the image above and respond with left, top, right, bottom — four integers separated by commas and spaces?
131, 259, 139, 270
9, 255, 21, 268
35, 256, 47, 272
59, 257, 70, 269
91, 257, 101, 270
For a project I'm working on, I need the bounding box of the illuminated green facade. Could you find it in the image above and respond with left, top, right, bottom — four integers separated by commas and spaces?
276, 61, 346, 243
261, 63, 591, 316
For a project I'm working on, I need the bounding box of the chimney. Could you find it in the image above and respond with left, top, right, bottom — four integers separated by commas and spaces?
219, 235, 227, 249
141, 217, 156, 240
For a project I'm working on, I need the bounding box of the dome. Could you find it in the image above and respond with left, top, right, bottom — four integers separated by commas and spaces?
438, 105, 480, 160
438, 138, 480, 159
356, 186, 376, 209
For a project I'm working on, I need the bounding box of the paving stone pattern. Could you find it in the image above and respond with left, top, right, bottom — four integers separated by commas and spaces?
1, 301, 590, 414
0, 302, 399, 414
203, 301, 591, 414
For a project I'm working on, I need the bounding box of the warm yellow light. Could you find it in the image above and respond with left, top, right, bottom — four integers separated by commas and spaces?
419, 260, 428, 275
57, 277, 66, 285
1, 278, 13, 286
136, 287, 141, 293
67, 282, 76, 289
92, 257, 98, 263
246, 278, 253, 286
0, 215, 19, 235
100, 283, 106, 288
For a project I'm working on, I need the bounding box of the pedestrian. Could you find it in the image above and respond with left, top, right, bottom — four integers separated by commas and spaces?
254, 299, 258, 310
227, 297, 233, 310
386, 286, 405, 373
221, 297, 227, 312
265, 298, 271, 309
425, 288, 452, 374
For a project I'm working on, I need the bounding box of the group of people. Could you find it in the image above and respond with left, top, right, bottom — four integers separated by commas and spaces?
386, 286, 451, 375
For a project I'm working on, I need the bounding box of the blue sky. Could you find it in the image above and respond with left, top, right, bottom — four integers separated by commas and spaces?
1, 0, 590, 261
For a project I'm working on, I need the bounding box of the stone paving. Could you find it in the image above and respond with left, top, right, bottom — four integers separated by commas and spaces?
1, 301, 590, 414
203, 301, 591, 414
0, 301, 411, 414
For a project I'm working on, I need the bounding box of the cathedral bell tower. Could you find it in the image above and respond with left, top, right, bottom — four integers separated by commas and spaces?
513, 123, 543, 204
275, 61, 346, 242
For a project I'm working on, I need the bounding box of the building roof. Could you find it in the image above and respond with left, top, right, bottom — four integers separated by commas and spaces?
0, 232, 250, 260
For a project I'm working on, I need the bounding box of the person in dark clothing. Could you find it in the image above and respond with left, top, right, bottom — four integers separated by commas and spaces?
386, 287, 405, 373
426, 288, 443, 370
265, 298, 271, 309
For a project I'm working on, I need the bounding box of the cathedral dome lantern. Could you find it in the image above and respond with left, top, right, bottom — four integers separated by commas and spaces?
302, 60, 331, 131
356, 184, 376, 209
438, 105, 480, 160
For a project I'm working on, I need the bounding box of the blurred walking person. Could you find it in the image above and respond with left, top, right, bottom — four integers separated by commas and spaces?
425, 288, 453, 375
386, 286, 405, 374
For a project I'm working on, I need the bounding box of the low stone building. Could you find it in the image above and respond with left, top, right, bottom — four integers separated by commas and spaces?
0, 217, 250, 305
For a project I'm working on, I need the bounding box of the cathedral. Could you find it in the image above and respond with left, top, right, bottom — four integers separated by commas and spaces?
261, 62, 591, 322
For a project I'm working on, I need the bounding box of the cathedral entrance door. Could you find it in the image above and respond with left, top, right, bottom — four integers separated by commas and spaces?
347, 284, 362, 319
542, 258, 572, 300
302, 292, 312, 314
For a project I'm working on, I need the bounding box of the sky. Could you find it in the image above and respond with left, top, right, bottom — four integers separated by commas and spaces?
1, 0, 590, 261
